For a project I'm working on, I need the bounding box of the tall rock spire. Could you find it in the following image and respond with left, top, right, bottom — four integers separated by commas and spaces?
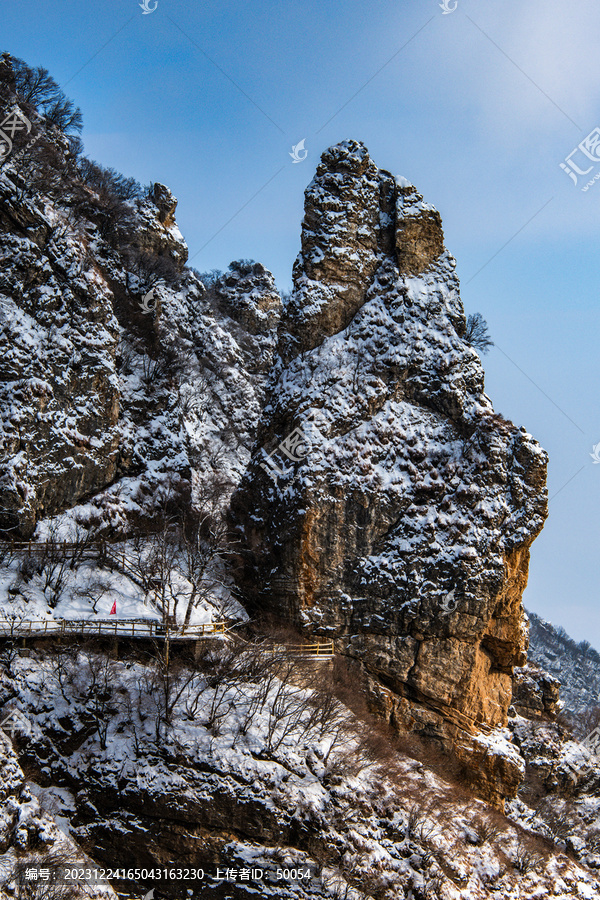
230, 139, 548, 808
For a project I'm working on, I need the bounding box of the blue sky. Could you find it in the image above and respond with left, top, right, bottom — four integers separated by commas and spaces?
4, 0, 599, 645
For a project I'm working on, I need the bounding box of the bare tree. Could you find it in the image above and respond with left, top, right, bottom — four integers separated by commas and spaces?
181, 517, 231, 627
22, 524, 71, 608
464, 313, 494, 354
49, 647, 79, 707
127, 526, 179, 625
44, 96, 82, 134
138, 642, 204, 743
11, 56, 82, 135
70, 574, 108, 615
78, 654, 119, 751
0, 609, 30, 674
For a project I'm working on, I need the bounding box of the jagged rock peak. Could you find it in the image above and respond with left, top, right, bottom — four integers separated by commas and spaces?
281, 139, 449, 363
150, 181, 178, 225
213, 260, 281, 336
230, 141, 549, 809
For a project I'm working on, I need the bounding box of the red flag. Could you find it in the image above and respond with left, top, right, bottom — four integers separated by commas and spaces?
109, 601, 117, 615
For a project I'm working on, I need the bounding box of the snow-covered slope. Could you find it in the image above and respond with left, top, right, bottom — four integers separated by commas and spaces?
2, 646, 599, 900
0, 81, 279, 539
526, 609, 600, 716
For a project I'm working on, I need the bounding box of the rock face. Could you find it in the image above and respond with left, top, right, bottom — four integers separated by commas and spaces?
512, 662, 561, 720
213, 260, 281, 340
230, 140, 548, 808
0, 157, 192, 535
0, 163, 121, 536
0, 723, 105, 895
0, 72, 280, 538
527, 609, 600, 715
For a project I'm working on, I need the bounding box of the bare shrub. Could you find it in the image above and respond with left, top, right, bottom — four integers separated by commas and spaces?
513, 837, 540, 874
407, 803, 439, 843
587, 830, 600, 854
70, 574, 107, 615
11, 847, 82, 900
123, 245, 179, 291
474, 818, 503, 845
424, 873, 445, 898
535, 800, 575, 845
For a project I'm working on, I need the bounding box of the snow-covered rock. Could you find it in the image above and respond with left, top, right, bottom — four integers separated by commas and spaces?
230, 140, 549, 809
0, 86, 280, 538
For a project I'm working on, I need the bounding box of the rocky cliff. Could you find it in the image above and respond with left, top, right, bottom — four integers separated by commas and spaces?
0, 716, 110, 899
4, 646, 599, 900
0, 60, 279, 539
230, 140, 548, 808
3, 54, 599, 899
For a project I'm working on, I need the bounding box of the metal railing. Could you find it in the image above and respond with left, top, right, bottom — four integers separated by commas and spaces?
0, 618, 228, 639
0, 540, 106, 552
271, 641, 335, 658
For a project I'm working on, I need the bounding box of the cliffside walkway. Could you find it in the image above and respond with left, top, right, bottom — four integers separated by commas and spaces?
0, 617, 335, 658
0, 617, 228, 640
268, 641, 335, 659
0, 539, 115, 555
0, 541, 336, 658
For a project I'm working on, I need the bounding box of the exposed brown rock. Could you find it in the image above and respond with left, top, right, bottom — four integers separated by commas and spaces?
230, 140, 548, 808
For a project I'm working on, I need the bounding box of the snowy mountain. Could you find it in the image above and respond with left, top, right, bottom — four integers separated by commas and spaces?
526, 609, 600, 717
0, 136, 278, 539
1, 54, 600, 900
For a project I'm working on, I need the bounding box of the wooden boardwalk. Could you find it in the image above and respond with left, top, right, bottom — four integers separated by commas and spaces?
0, 619, 335, 657
270, 641, 335, 659
0, 541, 335, 658
0, 618, 227, 640
0, 539, 110, 553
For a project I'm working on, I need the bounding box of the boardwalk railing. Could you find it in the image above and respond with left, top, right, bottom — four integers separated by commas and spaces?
0, 540, 106, 553
0, 618, 228, 640
272, 641, 335, 658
